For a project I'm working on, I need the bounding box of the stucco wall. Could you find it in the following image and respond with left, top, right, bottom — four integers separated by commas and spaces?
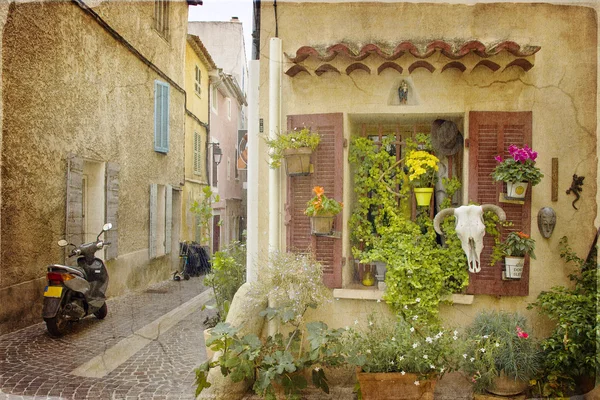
0, 1, 186, 333
257, 2, 598, 335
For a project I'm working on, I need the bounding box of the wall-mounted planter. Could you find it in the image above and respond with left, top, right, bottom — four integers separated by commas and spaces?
504, 256, 524, 279
283, 147, 313, 176
506, 181, 528, 199
310, 215, 335, 235
414, 187, 434, 206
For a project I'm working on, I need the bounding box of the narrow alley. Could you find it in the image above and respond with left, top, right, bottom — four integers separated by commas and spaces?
0, 278, 212, 400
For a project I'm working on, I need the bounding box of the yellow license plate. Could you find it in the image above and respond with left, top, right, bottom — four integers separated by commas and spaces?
44, 286, 63, 298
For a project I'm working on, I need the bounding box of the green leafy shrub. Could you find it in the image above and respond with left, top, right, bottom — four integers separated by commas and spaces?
203, 241, 246, 326
528, 236, 598, 397
190, 186, 220, 245
195, 252, 345, 399
461, 311, 541, 393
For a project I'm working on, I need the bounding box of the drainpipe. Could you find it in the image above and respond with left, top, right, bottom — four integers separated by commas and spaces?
268, 38, 282, 253
267, 37, 282, 337
246, 60, 260, 283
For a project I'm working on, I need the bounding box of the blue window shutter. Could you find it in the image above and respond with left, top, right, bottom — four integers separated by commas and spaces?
154, 81, 170, 153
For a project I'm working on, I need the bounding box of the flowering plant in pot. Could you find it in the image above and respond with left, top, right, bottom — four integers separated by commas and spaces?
305, 186, 343, 235
491, 145, 543, 198
496, 231, 536, 279
265, 127, 321, 174
461, 311, 541, 396
405, 150, 440, 206
343, 313, 461, 400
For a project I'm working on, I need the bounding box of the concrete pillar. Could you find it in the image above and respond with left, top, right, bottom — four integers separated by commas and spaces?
268, 38, 282, 253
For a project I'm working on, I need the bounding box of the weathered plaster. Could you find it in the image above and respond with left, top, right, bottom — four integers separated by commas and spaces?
1, 1, 187, 333
257, 2, 598, 335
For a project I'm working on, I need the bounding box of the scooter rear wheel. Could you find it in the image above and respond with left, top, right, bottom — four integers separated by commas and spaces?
45, 315, 69, 337
94, 303, 108, 320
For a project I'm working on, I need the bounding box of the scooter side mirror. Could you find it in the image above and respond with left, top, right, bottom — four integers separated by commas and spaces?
102, 223, 113, 232
57, 240, 69, 247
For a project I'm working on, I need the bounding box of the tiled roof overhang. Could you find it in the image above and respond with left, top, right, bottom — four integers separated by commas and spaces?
286, 41, 541, 63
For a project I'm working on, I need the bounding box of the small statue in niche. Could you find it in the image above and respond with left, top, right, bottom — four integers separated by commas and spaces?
537, 207, 557, 238
398, 80, 409, 104
566, 174, 584, 210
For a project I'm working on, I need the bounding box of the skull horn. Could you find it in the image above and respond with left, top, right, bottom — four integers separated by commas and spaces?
481, 204, 507, 222
433, 208, 456, 235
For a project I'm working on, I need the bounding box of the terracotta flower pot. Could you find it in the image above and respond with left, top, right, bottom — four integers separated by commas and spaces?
356, 369, 436, 400
283, 147, 313, 176
310, 215, 335, 235
414, 187, 434, 207
486, 372, 529, 396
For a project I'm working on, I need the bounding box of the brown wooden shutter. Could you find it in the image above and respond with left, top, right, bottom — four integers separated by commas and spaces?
286, 113, 344, 288
467, 111, 532, 296
105, 162, 119, 260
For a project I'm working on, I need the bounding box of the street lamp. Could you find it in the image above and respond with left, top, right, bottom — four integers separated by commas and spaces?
209, 142, 223, 165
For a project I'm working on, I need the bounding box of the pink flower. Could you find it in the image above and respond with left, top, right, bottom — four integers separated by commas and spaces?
517, 331, 529, 339
529, 151, 538, 161
494, 155, 503, 163
508, 145, 518, 155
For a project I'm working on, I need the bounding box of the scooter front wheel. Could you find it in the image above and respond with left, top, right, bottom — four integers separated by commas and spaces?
44, 314, 69, 337
94, 303, 108, 320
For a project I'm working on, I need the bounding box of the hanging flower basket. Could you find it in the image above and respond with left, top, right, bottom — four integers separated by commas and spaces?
356, 369, 437, 400
310, 215, 335, 236
414, 187, 434, 207
283, 147, 313, 176
506, 181, 528, 199
504, 256, 525, 279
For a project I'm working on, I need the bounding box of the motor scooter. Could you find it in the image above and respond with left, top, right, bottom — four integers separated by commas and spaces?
42, 223, 112, 336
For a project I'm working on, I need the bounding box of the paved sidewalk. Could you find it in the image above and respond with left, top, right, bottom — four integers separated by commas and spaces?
0, 277, 214, 400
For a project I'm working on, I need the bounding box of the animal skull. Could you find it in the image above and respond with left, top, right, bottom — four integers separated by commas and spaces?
433, 205, 506, 273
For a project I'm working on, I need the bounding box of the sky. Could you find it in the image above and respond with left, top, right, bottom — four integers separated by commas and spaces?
188, 0, 254, 61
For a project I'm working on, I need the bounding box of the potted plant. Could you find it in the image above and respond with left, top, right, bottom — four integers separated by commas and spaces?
500, 231, 536, 279
195, 252, 346, 399
491, 144, 543, 199
461, 311, 541, 396
405, 150, 440, 206
305, 186, 343, 235
265, 127, 321, 175
343, 313, 460, 400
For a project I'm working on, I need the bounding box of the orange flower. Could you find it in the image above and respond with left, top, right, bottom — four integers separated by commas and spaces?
313, 186, 324, 197
516, 232, 529, 239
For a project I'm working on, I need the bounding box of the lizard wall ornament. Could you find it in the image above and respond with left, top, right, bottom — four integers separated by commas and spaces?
566, 174, 584, 210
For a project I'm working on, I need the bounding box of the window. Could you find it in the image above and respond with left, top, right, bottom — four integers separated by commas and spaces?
193, 132, 202, 175
154, 80, 170, 153
211, 85, 218, 114
149, 183, 174, 258
194, 65, 201, 97
227, 98, 232, 120
154, 0, 170, 39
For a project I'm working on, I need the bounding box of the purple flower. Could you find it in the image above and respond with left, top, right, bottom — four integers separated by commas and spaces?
529, 151, 538, 161
494, 155, 503, 163
508, 145, 518, 155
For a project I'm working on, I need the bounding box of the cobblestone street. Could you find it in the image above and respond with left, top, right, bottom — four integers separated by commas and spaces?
0, 277, 213, 400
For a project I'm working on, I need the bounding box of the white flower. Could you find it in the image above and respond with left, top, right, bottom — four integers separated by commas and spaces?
407, 269, 412, 274
412, 342, 419, 348
314, 367, 320, 371
423, 355, 428, 360
470, 357, 475, 362
480, 348, 486, 353
410, 327, 415, 333
430, 364, 435, 369
483, 335, 489, 339
345, 326, 350, 331
414, 380, 420, 386
412, 315, 418, 321
354, 319, 359, 325
366, 349, 371, 354
453, 336, 458, 341
369, 321, 374, 326
399, 356, 404, 361
390, 361, 395, 365
426, 337, 433, 343
415, 298, 421, 303
495, 342, 500, 347
463, 354, 467, 359
404, 305, 409, 310
440, 367, 445, 373
401, 371, 406, 375
377, 299, 381, 303
453, 330, 458, 336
